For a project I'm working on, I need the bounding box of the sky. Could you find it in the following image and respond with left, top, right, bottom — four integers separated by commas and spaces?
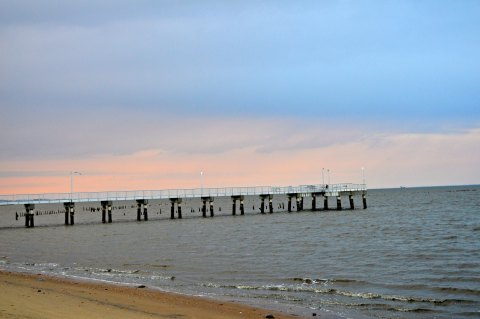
1, 0, 479, 194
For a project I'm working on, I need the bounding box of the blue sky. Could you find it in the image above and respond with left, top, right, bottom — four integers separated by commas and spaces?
1, 1, 479, 192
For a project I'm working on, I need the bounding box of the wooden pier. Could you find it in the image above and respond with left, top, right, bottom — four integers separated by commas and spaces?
0, 183, 367, 228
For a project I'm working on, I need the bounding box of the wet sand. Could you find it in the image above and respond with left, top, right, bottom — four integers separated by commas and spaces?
0, 270, 303, 319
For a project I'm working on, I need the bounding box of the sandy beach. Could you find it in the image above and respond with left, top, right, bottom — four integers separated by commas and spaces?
0, 271, 302, 319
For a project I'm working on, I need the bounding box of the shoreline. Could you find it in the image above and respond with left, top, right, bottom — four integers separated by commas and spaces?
0, 270, 308, 319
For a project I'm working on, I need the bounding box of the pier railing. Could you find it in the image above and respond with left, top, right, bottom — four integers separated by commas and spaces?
0, 183, 367, 205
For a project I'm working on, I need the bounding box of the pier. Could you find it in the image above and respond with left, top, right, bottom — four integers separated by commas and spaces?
0, 183, 367, 228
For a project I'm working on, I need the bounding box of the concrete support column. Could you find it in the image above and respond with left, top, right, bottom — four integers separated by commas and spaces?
209, 201, 214, 217
102, 205, 107, 223
136, 200, 147, 221
363, 194, 367, 209
202, 200, 207, 218
70, 206, 75, 225
101, 201, 112, 224
137, 202, 142, 221
324, 196, 329, 210
240, 200, 245, 215
349, 195, 354, 210
65, 206, 70, 225
337, 196, 342, 210
143, 202, 148, 221
24, 204, 35, 228
64, 202, 74, 225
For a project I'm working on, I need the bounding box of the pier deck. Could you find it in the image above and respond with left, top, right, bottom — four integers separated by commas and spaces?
0, 183, 366, 205
1, 183, 367, 227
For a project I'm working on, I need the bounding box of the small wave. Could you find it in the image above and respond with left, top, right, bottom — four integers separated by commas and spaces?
201, 282, 475, 306
288, 277, 364, 284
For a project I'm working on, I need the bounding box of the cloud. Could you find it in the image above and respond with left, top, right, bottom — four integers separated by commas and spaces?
1, 1, 480, 119
1, 123, 478, 194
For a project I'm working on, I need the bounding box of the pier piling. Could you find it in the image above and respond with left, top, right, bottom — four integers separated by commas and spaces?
337, 196, 342, 210
136, 200, 148, 221
24, 204, 35, 228
202, 200, 207, 218
324, 196, 329, 210
64, 203, 75, 225
65, 206, 69, 225
102, 205, 106, 223
363, 194, 367, 209
312, 195, 317, 211
143, 202, 148, 221
210, 200, 214, 217
169, 199, 182, 219
349, 195, 354, 210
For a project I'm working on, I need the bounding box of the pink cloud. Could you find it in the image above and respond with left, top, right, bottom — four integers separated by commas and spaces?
0, 122, 478, 195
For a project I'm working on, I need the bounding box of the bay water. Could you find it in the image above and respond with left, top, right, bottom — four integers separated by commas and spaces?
0, 185, 479, 318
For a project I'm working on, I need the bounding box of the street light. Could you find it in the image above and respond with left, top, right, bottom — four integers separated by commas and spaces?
70, 171, 82, 202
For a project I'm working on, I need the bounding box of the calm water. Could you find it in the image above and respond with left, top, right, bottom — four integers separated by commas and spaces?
0, 186, 479, 318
